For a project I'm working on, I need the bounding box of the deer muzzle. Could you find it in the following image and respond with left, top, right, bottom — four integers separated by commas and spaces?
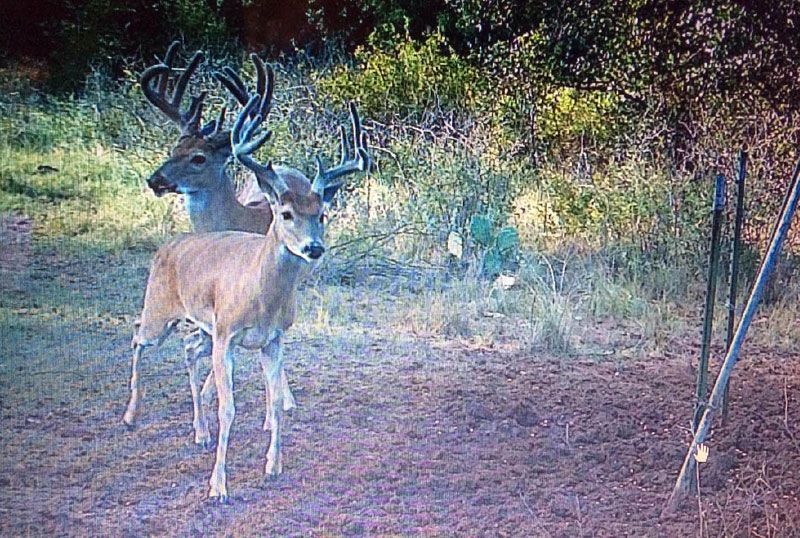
147, 171, 179, 197
303, 243, 325, 260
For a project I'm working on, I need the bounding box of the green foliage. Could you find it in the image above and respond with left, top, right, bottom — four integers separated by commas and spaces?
22, 0, 231, 92
4, 30, 800, 300
0, 74, 184, 252
469, 215, 519, 277
536, 88, 623, 149
469, 215, 493, 247
318, 32, 486, 121
496, 226, 520, 256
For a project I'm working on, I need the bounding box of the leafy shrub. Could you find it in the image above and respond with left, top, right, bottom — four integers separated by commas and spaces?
318, 31, 486, 121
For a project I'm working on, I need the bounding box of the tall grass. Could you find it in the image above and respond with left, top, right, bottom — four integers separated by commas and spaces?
2, 43, 799, 354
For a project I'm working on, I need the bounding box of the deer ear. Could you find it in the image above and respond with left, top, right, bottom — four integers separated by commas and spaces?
210, 132, 232, 154
254, 162, 282, 204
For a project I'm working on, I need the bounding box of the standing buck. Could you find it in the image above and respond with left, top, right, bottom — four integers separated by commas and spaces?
137, 43, 294, 440
124, 88, 369, 501
141, 41, 272, 234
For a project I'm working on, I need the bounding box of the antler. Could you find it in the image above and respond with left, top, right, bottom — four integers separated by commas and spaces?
310, 102, 370, 198
141, 41, 222, 137
214, 53, 273, 121
231, 95, 287, 198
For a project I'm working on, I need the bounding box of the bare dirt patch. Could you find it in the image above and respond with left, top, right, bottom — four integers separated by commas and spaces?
0, 212, 32, 297
0, 248, 799, 537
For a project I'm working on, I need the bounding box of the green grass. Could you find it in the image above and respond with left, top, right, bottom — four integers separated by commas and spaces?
4, 58, 798, 358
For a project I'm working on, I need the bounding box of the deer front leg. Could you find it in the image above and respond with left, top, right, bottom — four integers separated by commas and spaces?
260, 333, 284, 477
197, 336, 295, 432
208, 332, 235, 503
183, 330, 211, 448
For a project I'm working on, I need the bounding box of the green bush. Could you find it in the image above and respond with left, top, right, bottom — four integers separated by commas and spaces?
318, 32, 487, 122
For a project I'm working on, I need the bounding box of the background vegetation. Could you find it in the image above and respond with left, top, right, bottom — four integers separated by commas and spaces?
3, 0, 800, 350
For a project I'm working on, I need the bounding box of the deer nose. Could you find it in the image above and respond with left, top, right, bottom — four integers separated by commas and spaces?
304, 243, 325, 260
147, 172, 177, 196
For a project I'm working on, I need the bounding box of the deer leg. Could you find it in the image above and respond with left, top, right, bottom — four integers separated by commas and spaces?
200, 368, 215, 409
261, 365, 295, 431
122, 344, 145, 427
194, 330, 217, 413
261, 333, 284, 477
183, 330, 211, 448
281, 367, 296, 411
208, 332, 235, 504
195, 330, 293, 433
123, 320, 175, 427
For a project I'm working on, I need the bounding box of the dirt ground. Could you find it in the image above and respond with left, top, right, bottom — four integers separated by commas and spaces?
1, 222, 799, 537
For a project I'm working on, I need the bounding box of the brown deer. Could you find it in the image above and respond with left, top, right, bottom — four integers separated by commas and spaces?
142, 41, 272, 234
124, 88, 369, 502
137, 43, 293, 444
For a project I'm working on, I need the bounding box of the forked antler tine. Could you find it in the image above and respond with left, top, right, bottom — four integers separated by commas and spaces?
141, 65, 181, 124
231, 97, 272, 158
242, 115, 264, 148
199, 105, 228, 137
214, 67, 250, 105
216, 56, 273, 115
232, 97, 257, 144
312, 102, 370, 193
231, 96, 287, 197
183, 92, 207, 133
171, 51, 204, 109
156, 40, 181, 97
141, 44, 210, 135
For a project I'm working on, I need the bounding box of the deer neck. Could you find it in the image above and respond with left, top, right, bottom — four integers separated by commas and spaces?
257, 228, 309, 301
184, 169, 248, 233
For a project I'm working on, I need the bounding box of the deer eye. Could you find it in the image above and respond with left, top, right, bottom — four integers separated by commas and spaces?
281, 211, 293, 221
190, 154, 207, 165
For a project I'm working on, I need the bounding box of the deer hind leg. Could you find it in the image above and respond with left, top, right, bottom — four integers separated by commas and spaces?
122, 344, 145, 427
200, 367, 215, 409
260, 333, 285, 477
260, 364, 295, 431
183, 328, 212, 448
208, 331, 235, 503
281, 367, 296, 411
123, 319, 177, 427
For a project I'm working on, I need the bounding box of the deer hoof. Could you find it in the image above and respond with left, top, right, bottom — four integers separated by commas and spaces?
265, 459, 282, 478
208, 490, 229, 504
122, 415, 136, 430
